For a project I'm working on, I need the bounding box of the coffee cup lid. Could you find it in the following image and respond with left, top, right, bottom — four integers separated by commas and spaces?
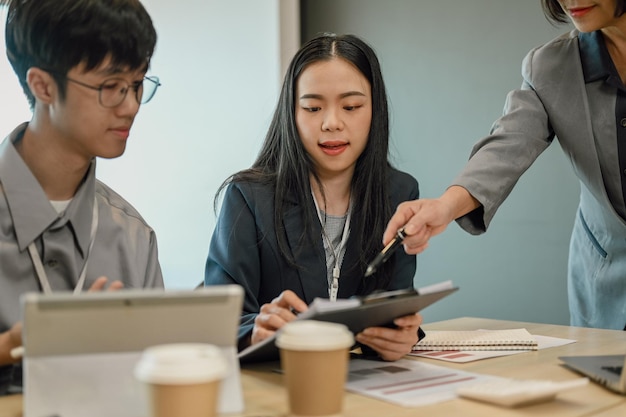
276, 320, 354, 351
134, 343, 228, 385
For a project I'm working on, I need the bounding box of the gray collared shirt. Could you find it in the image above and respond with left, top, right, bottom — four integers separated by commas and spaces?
0, 123, 164, 333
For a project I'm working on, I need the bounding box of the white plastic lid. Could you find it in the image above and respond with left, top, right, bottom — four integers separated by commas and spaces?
276, 320, 354, 351
134, 343, 228, 385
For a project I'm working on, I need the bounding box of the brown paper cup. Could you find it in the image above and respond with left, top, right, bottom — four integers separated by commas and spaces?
146, 380, 220, 417
276, 321, 354, 417
134, 343, 228, 417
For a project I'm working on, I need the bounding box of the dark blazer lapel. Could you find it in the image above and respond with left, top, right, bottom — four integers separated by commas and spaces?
283, 203, 328, 303
337, 220, 363, 298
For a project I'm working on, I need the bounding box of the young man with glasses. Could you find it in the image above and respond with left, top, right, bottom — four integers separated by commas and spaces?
0, 0, 164, 395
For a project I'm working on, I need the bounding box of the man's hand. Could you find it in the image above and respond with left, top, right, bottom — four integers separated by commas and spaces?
88, 276, 124, 292
0, 322, 23, 365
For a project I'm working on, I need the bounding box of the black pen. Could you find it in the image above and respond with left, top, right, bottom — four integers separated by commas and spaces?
364, 227, 407, 277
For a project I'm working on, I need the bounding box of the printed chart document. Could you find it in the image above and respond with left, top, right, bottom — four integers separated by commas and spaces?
346, 358, 499, 407
239, 281, 458, 363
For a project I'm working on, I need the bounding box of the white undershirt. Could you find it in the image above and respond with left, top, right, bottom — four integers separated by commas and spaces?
50, 199, 72, 214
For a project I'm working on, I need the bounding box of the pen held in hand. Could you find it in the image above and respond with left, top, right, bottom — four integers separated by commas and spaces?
364, 227, 407, 277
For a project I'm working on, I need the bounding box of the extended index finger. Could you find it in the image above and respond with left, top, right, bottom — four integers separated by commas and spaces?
383, 200, 422, 244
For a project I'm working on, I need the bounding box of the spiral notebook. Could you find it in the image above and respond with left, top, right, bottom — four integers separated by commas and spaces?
412, 328, 538, 351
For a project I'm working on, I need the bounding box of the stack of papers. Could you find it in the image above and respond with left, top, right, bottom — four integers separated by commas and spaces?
413, 328, 538, 351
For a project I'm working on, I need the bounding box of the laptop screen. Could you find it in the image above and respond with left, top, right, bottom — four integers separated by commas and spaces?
21, 285, 244, 417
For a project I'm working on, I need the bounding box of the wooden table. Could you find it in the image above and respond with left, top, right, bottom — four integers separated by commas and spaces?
2, 317, 625, 417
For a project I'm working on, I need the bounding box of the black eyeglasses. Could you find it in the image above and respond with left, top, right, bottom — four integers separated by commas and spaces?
48, 71, 161, 108
63, 75, 161, 108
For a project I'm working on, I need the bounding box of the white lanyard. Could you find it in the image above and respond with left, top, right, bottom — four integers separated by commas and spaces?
27, 198, 99, 294
311, 189, 352, 302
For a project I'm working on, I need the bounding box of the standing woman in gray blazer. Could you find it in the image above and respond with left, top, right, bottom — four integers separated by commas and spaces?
205, 33, 422, 360
385, 0, 626, 331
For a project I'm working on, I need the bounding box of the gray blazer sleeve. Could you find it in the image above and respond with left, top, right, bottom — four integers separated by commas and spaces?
452, 45, 555, 234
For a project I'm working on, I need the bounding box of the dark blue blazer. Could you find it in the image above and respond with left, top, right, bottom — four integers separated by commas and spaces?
204, 168, 419, 350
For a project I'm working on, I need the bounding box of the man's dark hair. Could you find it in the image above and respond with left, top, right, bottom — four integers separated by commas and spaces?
4, 0, 157, 108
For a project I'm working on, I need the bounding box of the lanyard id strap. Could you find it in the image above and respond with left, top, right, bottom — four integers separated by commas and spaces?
28, 198, 99, 294
329, 267, 340, 302
27, 242, 52, 294
311, 189, 352, 302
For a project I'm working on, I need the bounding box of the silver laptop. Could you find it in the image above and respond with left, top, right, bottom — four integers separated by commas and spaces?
21, 285, 244, 417
559, 354, 626, 395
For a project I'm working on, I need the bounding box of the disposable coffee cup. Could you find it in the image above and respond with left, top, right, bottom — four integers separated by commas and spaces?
134, 343, 228, 417
276, 320, 354, 417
